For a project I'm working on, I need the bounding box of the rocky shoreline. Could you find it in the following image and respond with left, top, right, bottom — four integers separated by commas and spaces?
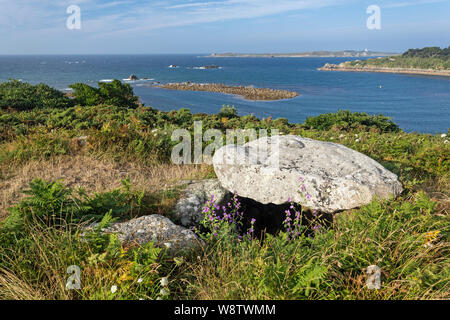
318, 63, 450, 77
156, 82, 299, 101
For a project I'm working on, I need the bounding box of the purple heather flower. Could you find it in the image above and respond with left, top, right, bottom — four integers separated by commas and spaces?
251, 218, 256, 224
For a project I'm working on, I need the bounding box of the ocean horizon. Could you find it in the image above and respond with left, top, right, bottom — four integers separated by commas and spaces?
1, 54, 449, 133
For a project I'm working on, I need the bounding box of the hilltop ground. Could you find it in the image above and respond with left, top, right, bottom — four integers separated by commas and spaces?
0, 80, 448, 300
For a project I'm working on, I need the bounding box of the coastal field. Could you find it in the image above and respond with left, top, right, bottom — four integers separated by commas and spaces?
0, 80, 448, 300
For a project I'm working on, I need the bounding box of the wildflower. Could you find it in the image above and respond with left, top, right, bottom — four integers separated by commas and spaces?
137, 278, 144, 284
111, 285, 118, 294
441, 133, 447, 138
160, 288, 170, 296
164, 242, 172, 249
160, 277, 169, 287
424, 231, 440, 248
306, 194, 311, 200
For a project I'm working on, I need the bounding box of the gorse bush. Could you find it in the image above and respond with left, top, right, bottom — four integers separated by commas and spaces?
0, 80, 74, 111
303, 110, 400, 133
218, 105, 238, 119
70, 80, 139, 108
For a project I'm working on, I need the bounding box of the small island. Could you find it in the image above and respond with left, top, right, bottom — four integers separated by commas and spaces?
319, 46, 450, 77
156, 82, 299, 101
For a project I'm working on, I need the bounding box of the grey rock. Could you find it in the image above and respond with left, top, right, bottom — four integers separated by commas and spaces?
174, 179, 231, 227
103, 215, 202, 254
213, 135, 403, 213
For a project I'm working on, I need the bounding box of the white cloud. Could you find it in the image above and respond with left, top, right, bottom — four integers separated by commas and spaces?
91, 0, 350, 38
383, 0, 449, 8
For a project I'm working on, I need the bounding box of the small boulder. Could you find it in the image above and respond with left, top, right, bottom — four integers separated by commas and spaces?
128, 74, 138, 81
103, 215, 202, 254
174, 179, 231, 227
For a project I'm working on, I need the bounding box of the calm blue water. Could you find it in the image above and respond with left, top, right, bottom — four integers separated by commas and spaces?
0, 54, 449, 133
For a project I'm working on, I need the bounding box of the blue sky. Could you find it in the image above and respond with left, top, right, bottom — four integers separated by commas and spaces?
0, 0, 449, 54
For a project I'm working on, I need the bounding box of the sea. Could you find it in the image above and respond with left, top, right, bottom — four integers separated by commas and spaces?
0, 54, 449, 133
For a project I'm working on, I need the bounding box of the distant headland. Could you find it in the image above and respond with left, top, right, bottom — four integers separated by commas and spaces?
318, 46, 450, 77
204, 50, 399, 58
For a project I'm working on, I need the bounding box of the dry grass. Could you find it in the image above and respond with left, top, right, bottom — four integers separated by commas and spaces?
420, 174, 450, 216
158, 83, 299, 101
0, 269, 46, 300
0, 155, 212, 221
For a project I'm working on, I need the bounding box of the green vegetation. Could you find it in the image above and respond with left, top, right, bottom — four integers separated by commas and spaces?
346, 46, 450, 70
0, 80, 74, 111
188, 193, 448, 299
3, 178, 145, 233
70, 80, 140, 108
0, 79, 448, 300
403, 46, 450, 59
303, 110, 400, 133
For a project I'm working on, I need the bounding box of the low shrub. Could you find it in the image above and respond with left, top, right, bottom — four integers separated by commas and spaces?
0, 80, 74, 111
70, 80, 139, 109
303, 110, 400, 133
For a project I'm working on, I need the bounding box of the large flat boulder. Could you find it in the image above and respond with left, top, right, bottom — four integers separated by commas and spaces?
213, 135, 403, 213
